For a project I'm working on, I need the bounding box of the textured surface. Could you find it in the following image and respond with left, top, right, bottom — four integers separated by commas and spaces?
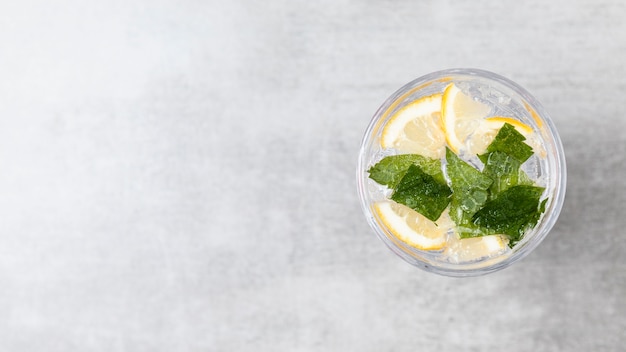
1, 0, 625, 350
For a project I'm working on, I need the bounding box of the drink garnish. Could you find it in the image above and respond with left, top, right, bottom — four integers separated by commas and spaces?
368, 122, 547, 248
390, 164, 452, 222
368, 154, 444, 188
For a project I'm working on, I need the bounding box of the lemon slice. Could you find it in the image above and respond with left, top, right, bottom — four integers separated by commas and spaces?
444, 234, 509, 263
373, 201, 452, 250
380, 93, 446, 159
441, 83, 491, 153
467, 117, 533, 155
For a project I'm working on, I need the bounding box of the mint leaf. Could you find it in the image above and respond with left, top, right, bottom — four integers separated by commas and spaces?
368, 154, 443, 188
472, 185, 545, 244
390, 164, 452, 221
446, 148, 492, 192
481, 151, 533, 198
483, 123, 533, 163
450, 195, 494, 238
446, 147, 493, 233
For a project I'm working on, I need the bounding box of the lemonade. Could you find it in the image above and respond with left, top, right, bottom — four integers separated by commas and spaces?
357, 69, 566, 276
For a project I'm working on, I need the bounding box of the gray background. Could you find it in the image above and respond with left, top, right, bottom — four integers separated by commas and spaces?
0, 0, 624, 351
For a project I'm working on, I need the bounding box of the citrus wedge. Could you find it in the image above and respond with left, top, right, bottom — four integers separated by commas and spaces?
441, 83, 491, 153
380, 93, 445, 159
444, 234, 509, 263
374, 201, 452, 250
467, 117, 533, 155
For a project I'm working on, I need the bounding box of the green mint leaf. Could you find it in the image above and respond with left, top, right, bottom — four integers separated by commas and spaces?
519, 198, 548, 245
481, 151, 533, 198
368, 154, 444, 188
446, 148, 492, 192
450, 196, 496, 238
483, 123, 533, 163
472, 185, 546, 244
446, 148, 493, 231
390, 164, 452, 221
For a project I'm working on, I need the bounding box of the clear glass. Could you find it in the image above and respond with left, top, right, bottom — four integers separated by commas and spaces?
356, 68, 567, 277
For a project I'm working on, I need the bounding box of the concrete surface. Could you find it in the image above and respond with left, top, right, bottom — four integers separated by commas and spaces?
0, 0, 625, 351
